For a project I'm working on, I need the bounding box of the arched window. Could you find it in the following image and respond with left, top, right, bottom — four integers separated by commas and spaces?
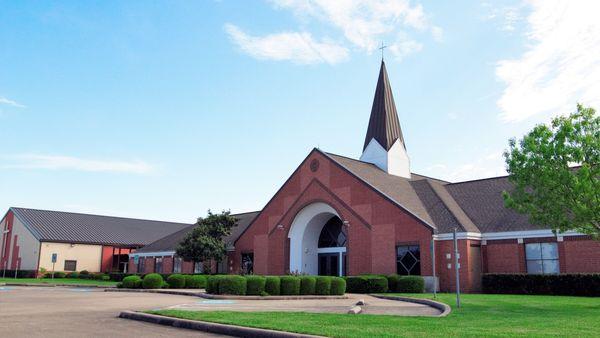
318, 216, 347, 248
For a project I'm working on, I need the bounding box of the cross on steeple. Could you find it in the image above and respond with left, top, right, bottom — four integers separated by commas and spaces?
378, 42, 388, 60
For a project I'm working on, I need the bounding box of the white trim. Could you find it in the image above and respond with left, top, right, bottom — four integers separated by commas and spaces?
316, 247, 347, 254
434, 229, 586, 241
130, 251, 175, 258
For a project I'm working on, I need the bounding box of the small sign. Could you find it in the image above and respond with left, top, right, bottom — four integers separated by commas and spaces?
51, 253, 57, 263
133, 256, 139, 264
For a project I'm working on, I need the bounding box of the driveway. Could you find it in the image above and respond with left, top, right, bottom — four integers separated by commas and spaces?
0, 286, 224, 337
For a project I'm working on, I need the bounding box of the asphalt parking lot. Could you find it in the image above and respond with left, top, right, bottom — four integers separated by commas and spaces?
0, 286, 224, 337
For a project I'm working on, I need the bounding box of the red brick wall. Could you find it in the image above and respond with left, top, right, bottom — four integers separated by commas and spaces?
233, 150, 434, 278
162, 256, 173, 274
484, 240, 524, 273
561, 236, 600, 273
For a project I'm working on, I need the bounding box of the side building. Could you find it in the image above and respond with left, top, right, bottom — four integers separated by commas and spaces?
0, 207, 190, 275
127, 211, 259, 275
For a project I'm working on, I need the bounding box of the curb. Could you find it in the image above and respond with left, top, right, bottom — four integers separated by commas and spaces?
106, 288, 348, 300
119, 310, 324, 338
369, 294, 451, 317
3, 283, 116, 288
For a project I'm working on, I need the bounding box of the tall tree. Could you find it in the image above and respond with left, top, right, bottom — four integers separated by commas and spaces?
503, 104, 600, 239
176, 210, 238, 272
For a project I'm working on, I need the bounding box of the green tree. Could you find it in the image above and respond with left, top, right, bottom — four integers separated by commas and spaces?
176, 210, 238, 272
503, 104, 600, 238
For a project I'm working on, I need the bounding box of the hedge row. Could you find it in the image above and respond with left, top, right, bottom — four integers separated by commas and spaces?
207, 275, 346, 296
43, 271, 111, 281
345, 275, 425, 293
482, 273, 600, 297
119, 273, 208, 289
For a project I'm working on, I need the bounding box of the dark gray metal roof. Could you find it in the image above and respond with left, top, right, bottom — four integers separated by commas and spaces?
363, 60, 405, 151
10, 207, 191, 247
135, 211, 260, 253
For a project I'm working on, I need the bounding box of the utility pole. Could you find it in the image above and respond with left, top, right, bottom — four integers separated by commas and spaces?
453, 227, 461, 308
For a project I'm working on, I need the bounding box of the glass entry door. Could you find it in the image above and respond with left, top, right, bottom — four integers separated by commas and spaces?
318, 252, 345, 276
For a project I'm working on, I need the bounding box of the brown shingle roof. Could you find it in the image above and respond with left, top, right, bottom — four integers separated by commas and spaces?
135, 211, 260, 253
10, 207, 191, 247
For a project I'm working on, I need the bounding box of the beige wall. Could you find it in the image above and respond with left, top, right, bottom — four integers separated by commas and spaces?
1, 213, 41, 270
39, 242, 102, 272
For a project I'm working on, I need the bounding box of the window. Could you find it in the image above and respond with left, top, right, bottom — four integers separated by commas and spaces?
155, 257, 163, 273
241, 253, 254, 274
318, 216, 347, 248
396, 245, 421, 275
526, 242, 559, 274
173, 257, 182, 273
137, 257, 145, 273
194, 262, 203, 274
64, 260, 77, 271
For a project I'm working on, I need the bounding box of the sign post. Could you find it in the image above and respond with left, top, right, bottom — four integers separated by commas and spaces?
453, 228, 461, 308
51, 253, 57, 280
430, 238, 437, 299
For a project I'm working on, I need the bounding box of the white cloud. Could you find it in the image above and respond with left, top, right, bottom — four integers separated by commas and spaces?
1, 154, 155, 175
482, 2, 524, 32
423, 151, 506, 182
496, 1, 600, 122
0, 96, 25, 108
388, 32, 422, 60
224, 24, 349, 64
270, 0, 436, 53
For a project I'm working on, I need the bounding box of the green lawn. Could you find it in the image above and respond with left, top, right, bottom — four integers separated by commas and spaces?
147, 293, 600, 337
0, 277, 117, 286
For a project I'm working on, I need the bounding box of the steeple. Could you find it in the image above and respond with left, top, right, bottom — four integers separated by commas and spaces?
360, 61, 411, 178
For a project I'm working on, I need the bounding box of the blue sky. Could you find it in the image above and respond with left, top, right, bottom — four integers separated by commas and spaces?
1, 1, 599, 222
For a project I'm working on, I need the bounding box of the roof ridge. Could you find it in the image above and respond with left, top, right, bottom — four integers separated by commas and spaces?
10, 206, 192, 226
424, 180, 480, 233
447, 174, 510, 185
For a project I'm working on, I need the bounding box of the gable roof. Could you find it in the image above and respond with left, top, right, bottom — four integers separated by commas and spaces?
363, 60, 405, 151
10, 207, 191, 247
135, 211, 260, 253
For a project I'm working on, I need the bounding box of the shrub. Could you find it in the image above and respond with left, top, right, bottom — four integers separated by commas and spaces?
206, 275, 225, 294
122, 275, 142, 289
396, 276, 425, 293
330, 277, 346, 295
315, 276, 332, 295
265, 276, 281, 295
142, 273, 164, 289
108, 272, 126, 282
245, 275, 267, 295
345, 276, 368, 293
167, 274, 186, 288
366, 275, 388, 293
299, 276, 316, 295
46, 271, 66, 278
387, 274, 401, 292
218, 275, 247, 295
280, 276, 301, 295
482, 273, 600, 297
93, 273, 109, 280
185, 275, 207, 289
79, 270, 90, 279
66, 272, 79, 279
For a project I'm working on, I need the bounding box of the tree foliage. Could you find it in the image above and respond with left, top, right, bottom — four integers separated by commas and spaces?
503, 104, 600, 238
175, 210, 238, 269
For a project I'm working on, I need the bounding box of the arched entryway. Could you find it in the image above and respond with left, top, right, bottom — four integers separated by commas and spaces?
288, 202, 347, 276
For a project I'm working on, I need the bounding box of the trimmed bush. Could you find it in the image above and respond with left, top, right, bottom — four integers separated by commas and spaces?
265, 276, 281, 295
167, 274, 186, 288
79, 270, 90, 279
366, 275, 388, 293
396, 276, 425, 293
185, 275, 207, 289
93, 273, 109, 280
122, 275, 142, 289
45, 271, 66, 278
315, 276, 332, 295
218, 275, 247, 295
2, 270, 36, 278
345, 276, 368, 293
387, 274, 401, 292
280, 276, 301, 295
142, 273, 164, 289
66, 272, 79, 279
482, 273, 600, 297
245, 275, 267, 296
330, 277, 346, 295
299, 276, 316, 295
206, 275, 225, 294
108, 272, 126, 282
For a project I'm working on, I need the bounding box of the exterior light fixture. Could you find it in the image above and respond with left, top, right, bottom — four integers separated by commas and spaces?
343, 220, 350, 227
277, 224, 284, 230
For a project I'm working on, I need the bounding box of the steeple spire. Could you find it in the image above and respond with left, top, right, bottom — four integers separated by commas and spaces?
360, 60, 411, 178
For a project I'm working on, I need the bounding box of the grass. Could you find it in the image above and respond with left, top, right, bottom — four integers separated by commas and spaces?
147, 293, 600, 337
0, 277, 117, 286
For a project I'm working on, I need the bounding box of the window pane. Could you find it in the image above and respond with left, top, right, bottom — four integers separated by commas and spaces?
396, 245, 421, 275
525, 243, 542, 260
64, 260, 77, 271
527, 259, 543, 274
543, 259, 560, 274
541, 243, 559, 259
194, 262, 203, 274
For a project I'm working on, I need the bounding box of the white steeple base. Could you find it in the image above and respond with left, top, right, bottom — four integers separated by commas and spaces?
360, 138, 411, 178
